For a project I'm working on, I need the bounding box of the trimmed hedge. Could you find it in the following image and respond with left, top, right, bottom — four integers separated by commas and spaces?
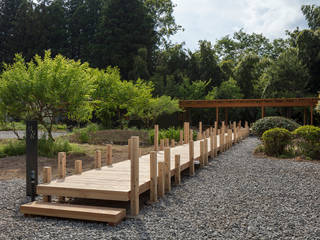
252, 116, 300, 137
293, 125, 320, 159
262, 128, 292, 157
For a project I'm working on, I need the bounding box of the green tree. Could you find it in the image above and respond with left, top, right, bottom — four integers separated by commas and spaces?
206, 78, 243, 100
0, 51, 94, 139
301, 4, 320, 30
263, 48, 310, 98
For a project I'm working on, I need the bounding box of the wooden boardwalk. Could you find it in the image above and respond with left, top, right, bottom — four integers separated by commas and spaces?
21, 122, 250, 224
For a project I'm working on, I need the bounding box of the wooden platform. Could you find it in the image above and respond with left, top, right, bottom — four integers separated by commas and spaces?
20, 201, 126, 225
37, 136, 219, 202
22, 124, 249, 224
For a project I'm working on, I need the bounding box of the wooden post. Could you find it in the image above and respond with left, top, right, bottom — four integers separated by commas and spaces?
164, 147, 171, 193
171, 139, 175, 147
199, 121, 202, 139
75, 160, 82, 174
189, 140, 195, 176
130, 136, 140, 216
42, 167, 52, 202
210, 132, 214, 158
225, 108, 228, 124
200, 141, 204, 168
220, 131, 224, 152
154, 125, 159, 151
184, 122, 189, 144
106, 145, 112, 166
213, 128, 217, 157
179, 130, 183, 145
58, 152, 66, 179
228, 129, 233, 148
204, 138, 208, 165
261, 106, 265, 118
197, 132, 201, 140
216, 107, 219, 124
58, 152, 66, 202
304, 108, 307, 125
165, 138, 169, 147
95, 150, 101, 169
158, 162, 165, 198
150, 151, 157, 202
189, 129, 193, 142
214, 121, 218, 129
128, 138, 132, 159
174, 155, 181, 185
160, 139, 164, 151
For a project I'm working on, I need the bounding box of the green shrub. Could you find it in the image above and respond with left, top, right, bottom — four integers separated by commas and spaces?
262, 128, 292, 157
2, 140, 26, 156
149, 127, 197, 144
73, 123, 98, 143
252, 116, 300, 137
38, 136, 72, 158
293, 125, 320, 159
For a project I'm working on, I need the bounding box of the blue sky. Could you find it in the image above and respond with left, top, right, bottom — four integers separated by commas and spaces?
170, 0, 318, 50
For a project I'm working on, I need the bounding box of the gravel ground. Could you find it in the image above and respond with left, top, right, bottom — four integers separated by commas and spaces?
0, 130, 67, 139
1, 137, 320, 239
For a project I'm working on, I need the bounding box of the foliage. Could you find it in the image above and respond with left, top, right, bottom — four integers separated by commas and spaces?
73, 123, 98, 144
252, 116, 300, 137
206, 78, 243, 100
293, 125, 320, 159
0, 51, 94, 140
0, 140, 26, 157
149, 127, 197, 144
262, 128, 292, 157
301, 4, 320, 30
262, 48, 310, 98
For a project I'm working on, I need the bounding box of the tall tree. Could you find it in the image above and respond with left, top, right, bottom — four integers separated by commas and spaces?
301, 4, 320, 30
94, 0, 156, 79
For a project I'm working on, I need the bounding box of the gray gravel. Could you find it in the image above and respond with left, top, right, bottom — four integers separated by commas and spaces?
1, 137, 320, 239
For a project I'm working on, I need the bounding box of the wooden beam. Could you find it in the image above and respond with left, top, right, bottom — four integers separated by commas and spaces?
158, 162, 165, 198
154, 125, 159, 151
216, 107, 219, 124
261, 106, 265, 118
304, 108, 307, 125
174, 155, 181, 185
179, 130, 183, 145
189, 140, 194, 176
311, 106, 314, 125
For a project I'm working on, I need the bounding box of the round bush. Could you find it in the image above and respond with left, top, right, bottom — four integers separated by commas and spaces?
252, 116, 300, 137
262, 128, 292, 157
293, 125, 320, 159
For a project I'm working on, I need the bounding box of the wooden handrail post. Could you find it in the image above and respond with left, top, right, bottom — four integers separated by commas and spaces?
175, 155, 181, 185
58, 152, 66, 202
43, 167, 52, 202
95, 150, 101, 169
128, 138, 132, 159
210, 132, 214, 158
179, 130, 183, 145
199, 121, 202, 139
189, 140, 195, 176
171, 139, 175, 147
204, 138, 208, 165
164, 147, 171, 193
184, 122, 189, 144
189, 129, 193, 142
75, 160, 82, 175
165, 138, 169, 147
106, 144, 112, 166
200, 141, 204, 168
158, 162, 165, 198
160, 139, 165, 151
154, 125, 159, 151
220, 131, 224, 152
130, 136, 140, 216
150, 151, 157, 202
213, 128, 217, 157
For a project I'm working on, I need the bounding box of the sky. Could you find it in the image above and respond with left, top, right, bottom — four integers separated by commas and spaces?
170, 0, 318, 50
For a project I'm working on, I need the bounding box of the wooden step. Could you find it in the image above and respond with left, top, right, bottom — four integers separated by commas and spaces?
20, 201, 126, 225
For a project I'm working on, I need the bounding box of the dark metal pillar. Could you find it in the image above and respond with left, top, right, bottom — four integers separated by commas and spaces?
26, 120, 38, 197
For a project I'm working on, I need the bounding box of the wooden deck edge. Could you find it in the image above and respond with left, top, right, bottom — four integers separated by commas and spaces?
20, 201, 126, 224
37, 186, 130, 201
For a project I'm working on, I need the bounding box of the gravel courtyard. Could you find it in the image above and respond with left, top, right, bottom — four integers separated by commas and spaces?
1, 137, 320, 239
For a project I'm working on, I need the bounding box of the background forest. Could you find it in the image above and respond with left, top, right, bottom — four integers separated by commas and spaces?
0, 0, 319, 128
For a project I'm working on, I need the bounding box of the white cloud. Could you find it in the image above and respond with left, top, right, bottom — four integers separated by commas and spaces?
171, 0, 318, 50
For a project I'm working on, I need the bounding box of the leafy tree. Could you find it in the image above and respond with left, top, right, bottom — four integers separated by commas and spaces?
262, 48, 310, 98
206, 78, 243, 100
94, 0, 157, 79
178, 77, 210, 100
296, 29, 320, 94
0, 51, 94, 139
301, 4, 320, 30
